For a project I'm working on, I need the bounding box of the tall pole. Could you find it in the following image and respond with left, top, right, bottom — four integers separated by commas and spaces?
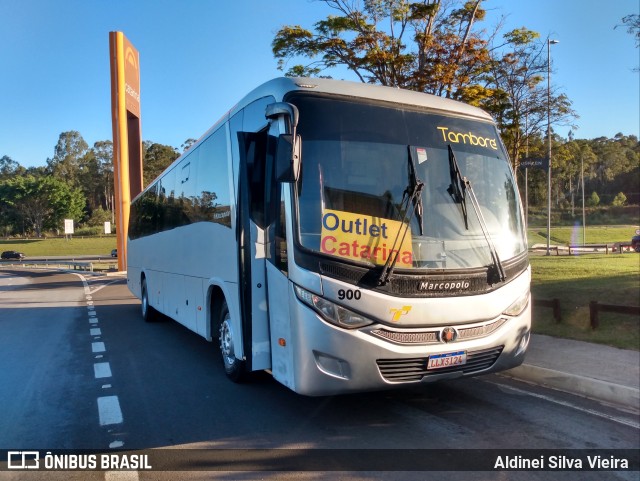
546, 39, 559, 255
525, 111, 529, 228
581, 153, 586, 245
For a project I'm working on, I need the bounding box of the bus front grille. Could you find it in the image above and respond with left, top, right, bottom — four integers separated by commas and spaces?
376, 346, 504, 382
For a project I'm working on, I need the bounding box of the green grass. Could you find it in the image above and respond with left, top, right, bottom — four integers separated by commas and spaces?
528, 224, 638, 247
0, 237, 116, 257
530, 254, 640, 350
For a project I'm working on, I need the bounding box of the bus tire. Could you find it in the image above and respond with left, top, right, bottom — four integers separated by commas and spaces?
218, 302, 245, 382
141, 277, 158, 323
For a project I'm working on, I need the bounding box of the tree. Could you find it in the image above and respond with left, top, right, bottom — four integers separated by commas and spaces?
485, 28, 576, 167
47, 131, 90, 188
181, 138, 197, 152
86, 207, 113, 227
0, 155, 24, 179
553, 139, 596, 213
272, 0, 576, 171
590, 136, 637, 186
0, 175, 84, 237
273, 0, 494, 101
617, 14, 639, 47
92, 140, 115, 213
142, 142, 179, 187
614, 14, 639, 70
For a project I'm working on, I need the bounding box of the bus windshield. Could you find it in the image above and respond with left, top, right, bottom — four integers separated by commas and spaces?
291, 94, 527, 271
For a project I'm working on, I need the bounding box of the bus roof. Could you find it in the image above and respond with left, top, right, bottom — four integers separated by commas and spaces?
135, 77, 495, 201
231, 77, 494, 122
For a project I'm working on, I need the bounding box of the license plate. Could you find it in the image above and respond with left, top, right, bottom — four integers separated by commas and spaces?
427, 350, 467, 370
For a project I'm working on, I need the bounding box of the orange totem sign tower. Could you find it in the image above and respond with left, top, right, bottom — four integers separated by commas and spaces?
109, 32, 143, 272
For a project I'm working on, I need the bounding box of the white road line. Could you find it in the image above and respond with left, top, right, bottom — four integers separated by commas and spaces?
97, 396, 123, 426
90, 279, 125, 295
105, 469, 138, 481
94, 362, 112, 379
488, 381, 640, 429
74, 272, 128, 448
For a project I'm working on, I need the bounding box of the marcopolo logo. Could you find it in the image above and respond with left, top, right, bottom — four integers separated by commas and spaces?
419, 280, 471, 292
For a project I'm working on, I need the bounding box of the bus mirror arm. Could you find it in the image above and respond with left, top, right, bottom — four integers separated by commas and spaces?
275, 133, 301, 183
266, 102, 299, 132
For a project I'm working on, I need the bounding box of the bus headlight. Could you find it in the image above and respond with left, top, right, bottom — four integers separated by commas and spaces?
503, 290, 530, 317
294, 285, 373, 329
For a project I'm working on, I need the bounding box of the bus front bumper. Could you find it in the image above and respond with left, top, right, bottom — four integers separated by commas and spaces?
285, 289, 531, 396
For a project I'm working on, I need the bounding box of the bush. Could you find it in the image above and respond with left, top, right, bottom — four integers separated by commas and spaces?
87, 208, 113, 227
74, 226, 103, 236
588, 191, 600, 207
612, 192, 627, 206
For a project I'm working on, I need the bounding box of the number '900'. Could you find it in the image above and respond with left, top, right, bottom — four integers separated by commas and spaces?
338, 289, 361, 301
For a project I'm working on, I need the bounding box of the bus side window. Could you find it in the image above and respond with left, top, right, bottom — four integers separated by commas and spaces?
238, 131, 267, 229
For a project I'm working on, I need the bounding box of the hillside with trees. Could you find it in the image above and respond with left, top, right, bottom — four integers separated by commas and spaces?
0, 1, 637, 237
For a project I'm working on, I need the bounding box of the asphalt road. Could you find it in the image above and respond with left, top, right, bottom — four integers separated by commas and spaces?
0, 268, 638, 481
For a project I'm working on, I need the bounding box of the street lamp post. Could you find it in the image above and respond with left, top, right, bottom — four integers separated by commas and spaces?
581, 153, 586, 245
546, 38, 559, 256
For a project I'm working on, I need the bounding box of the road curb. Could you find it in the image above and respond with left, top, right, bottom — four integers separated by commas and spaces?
502, 363, 640, 410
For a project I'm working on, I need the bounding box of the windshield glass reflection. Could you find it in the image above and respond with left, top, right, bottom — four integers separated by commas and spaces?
290, 95, 527, 270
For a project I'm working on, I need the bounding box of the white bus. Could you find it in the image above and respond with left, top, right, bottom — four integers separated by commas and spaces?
127, 77, 530, 396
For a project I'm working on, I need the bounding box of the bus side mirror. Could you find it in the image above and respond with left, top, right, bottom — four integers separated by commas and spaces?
275, 133, 301, 183
266, 102, 301, 183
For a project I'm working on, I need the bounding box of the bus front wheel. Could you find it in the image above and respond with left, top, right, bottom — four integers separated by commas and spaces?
218, 302, 246, 382
141, 278, 157, 322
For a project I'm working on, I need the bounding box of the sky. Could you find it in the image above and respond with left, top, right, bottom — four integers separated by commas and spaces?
1, 0, 638, 168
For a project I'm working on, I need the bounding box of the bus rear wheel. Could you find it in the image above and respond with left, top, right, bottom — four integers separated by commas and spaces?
218, 302, 245, 382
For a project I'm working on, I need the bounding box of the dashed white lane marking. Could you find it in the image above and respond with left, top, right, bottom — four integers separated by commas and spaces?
105, 465, 138, 480
73, 272, 126, 449
97, 396, 123, 425
94, 362, 112, 379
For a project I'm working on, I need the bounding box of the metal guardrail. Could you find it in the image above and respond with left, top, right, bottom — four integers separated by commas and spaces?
531, 243, 638, 255
0, 260, 94, 271
0, 260, 118, 272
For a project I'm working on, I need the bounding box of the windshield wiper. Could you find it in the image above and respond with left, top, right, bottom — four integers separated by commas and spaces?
378, 146, 424, 286
408, 146, 425, 236
447, 145, 506, 284
447, 145, 469, 229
